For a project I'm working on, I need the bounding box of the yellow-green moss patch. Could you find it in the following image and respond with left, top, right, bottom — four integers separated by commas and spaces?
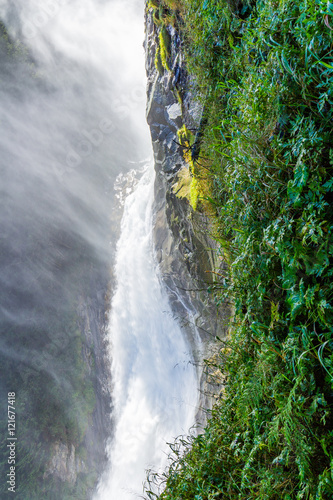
172, 166, 191, 200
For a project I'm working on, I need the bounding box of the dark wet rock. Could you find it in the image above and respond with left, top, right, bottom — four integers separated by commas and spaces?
144, 4, 230, 424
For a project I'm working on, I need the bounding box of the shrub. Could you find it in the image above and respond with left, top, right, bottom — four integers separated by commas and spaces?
145, 0, 333, 497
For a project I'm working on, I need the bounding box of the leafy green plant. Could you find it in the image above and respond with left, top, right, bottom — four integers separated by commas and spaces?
145, 0, 333, 497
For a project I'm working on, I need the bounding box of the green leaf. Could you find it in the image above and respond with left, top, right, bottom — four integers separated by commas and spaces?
318, 61, 333, 70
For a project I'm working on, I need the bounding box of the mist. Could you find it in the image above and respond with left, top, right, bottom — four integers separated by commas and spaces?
0, 1, 199, 498
0, 0, 150, 377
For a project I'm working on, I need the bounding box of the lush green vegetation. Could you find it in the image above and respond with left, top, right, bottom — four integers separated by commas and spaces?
145, 0, 333, 498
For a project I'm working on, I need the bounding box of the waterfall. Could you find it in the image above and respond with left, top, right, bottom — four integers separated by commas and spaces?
0, 0, 199, 497
94, 166, 199, 499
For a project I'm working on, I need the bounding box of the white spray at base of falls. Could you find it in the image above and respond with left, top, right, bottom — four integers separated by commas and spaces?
94, 165, 199, 499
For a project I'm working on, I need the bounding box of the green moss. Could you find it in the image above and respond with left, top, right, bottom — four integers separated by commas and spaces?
175, 88, 183, 105
158, 26, 171, 71
172, 166, 191, 200
172, 165, 201, 211
176, 124, 193, 149
148, 0, 160, 8
154, 45, 164, 75
189, 175, 200, 211
153, 8, 163, 25
175, 126, 202, 210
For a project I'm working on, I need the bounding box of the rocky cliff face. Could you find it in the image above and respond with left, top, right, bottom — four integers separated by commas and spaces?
144, 4, 229, 416
42, 270, 112, 498
44, 442, 86, 485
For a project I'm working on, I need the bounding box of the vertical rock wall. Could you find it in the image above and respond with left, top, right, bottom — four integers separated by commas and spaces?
144, 3, 230, 417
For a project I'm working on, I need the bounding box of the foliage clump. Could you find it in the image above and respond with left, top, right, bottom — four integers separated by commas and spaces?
145, 0, 333, 498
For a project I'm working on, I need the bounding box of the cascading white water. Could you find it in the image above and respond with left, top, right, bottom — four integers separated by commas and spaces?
0, 0, 200, 496
94, 166, 199, 499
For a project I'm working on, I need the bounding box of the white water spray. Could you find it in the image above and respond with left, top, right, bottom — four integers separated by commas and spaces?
0, 0, 199, 495
94, 166, 199, 499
